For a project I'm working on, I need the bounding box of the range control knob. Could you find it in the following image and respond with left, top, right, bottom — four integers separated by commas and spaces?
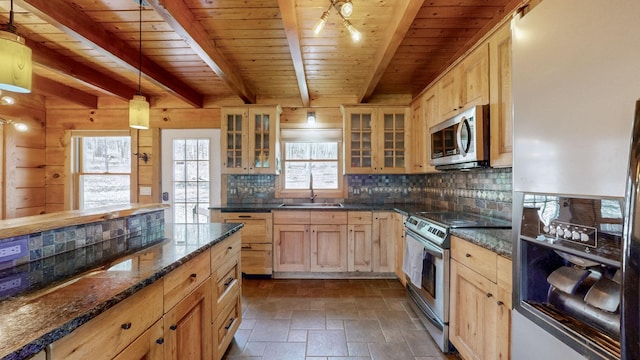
572, 231, 581, 240
543, 225, 550, 233
564, 229, 572, 238
581, 233, 590, 242
557, 226, 563, 235
549, 226, 556, 234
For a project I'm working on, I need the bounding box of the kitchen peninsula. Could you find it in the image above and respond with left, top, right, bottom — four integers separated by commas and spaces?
0, 204, 244, 360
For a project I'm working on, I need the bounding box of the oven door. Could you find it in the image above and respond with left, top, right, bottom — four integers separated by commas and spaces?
404, 229, 449, 322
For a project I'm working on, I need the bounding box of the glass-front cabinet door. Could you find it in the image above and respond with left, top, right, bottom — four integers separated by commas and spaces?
379, 108, 408, 174
344, 107, 374, 174
221, 106, 281, 174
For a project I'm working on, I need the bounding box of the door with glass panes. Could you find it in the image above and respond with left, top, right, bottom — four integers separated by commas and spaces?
161, 130, 220, 223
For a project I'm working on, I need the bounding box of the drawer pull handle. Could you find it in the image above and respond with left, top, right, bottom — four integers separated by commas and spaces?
242, 245, 252, 249
190, 273, 197, 279
239, 215, 252, 218
465, 253, 471, 258
121, 322, 132, 330
497, 300, 504, 306
156, 338, 164, 345
228, 246, 233, 250
486, 293, 493, 298
224, 277, 234, 287
224, 318, 235, 330
170, 324, 177, 331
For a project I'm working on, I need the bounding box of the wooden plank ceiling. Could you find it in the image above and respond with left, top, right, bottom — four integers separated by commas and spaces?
0, 0, 521, 108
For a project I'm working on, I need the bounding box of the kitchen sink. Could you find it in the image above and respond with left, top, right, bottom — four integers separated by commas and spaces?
278, 202, 344, 208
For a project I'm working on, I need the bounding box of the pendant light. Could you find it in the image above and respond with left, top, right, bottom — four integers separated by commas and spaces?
129, 0, 149, 130
0, 0, 32, 93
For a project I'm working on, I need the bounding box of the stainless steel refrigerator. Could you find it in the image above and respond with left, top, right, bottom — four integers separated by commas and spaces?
511, 0, 640, 359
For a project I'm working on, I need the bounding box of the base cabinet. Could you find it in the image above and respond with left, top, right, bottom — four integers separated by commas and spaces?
113, 320, 164, 360
347, 211, 372, 272
372, 211, 395, 273
310, 224, 348, 272
449, 236, 511, 360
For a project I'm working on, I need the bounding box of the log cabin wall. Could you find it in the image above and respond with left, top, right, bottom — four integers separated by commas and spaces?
0, 94, 47, 219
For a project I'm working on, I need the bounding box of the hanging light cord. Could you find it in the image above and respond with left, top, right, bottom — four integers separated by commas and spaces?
3, 0, 16, 33
137, 2, 142, 95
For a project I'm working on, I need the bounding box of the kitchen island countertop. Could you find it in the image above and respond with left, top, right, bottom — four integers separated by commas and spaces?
0, 222, 243, 360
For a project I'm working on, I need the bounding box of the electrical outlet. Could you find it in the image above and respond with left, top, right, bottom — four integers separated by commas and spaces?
0, 278, 21, 292
0, 239, 28, 263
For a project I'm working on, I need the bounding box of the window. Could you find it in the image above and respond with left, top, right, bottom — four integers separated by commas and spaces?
279, 129, 343, 198
71, 131, 132, 210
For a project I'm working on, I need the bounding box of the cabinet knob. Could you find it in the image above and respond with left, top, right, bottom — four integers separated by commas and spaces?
190, 273, 197, 279
228, 246, 233, 250
170, 324, 177, 331
156, 338, 165, 345
486, 293, 493, 298
121, 322, 132, 330
497, 300, 504, 306
465, 253, 471, 258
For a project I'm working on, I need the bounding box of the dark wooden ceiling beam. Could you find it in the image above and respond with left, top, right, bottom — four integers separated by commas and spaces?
17, 0, 204, 108
32, 74, 98, 109
360, 0, 426, 102
27, 39, 138, 101
150, 0, 256, 104
277, 0, 310, 107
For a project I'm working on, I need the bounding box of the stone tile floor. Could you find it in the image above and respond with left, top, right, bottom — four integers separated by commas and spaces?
222, 278, 459, 360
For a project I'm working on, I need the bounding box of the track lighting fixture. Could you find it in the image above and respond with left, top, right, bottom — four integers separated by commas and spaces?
313, 0, 361, 42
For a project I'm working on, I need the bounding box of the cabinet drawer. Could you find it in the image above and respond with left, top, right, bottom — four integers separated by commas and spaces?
211, 233, 241, 270
214, 256, 241, 313
112, 319, 163, 360
273, 210, 310, 224
164, 248, 211, 311
50, 281, 163, 360
220, 213, 272, 244
451, 236, 497, 281
311, 211, 347, 225
241, 243, 273, 275
348, 211, 372, 224
213, 291, 241, 360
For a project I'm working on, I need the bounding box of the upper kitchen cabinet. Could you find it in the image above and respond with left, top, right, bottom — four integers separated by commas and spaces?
410, 86, 439, 173
438, 45, 489, 121
489, 22, 513, 167
221, 105, 282, 174
343, 106, 409, 174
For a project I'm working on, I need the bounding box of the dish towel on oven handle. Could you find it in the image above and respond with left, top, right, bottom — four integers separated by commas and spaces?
402, 236, 424, 288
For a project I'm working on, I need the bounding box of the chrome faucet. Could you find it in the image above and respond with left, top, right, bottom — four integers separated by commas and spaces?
310, 173, 317, 202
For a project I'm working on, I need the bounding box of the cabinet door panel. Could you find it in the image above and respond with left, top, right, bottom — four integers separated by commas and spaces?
489, 22, 513, 167
221, 109, 248, 174
348, 224, 372, 272
372, 212, 395, 272
274, 224, 310, 272
310, 224, 347, 272
241, 243, 273, 275
462, 45, 490, 107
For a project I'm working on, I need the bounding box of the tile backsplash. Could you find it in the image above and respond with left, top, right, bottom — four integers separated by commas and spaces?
226, 167, 513, 220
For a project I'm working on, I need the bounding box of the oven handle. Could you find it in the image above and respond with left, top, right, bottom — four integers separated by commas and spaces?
405, 229, 444, 259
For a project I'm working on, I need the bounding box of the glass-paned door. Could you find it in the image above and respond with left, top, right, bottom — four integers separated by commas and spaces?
348, 112, 373, 170
161, 129, 220, 224
252, 111, 270, 169
382, 112, 405, 168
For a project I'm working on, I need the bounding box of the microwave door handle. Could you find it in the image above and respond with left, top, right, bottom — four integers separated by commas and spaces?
456, 117, 469, 156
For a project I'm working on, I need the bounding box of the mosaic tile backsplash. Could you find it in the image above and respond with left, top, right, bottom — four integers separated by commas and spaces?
0, 210, 165, 299
226, 167, 513, 220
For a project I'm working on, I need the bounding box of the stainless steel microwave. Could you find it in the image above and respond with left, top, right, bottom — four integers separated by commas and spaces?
429, 105, 489, 170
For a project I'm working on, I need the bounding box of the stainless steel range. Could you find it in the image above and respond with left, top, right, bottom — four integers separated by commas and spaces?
403, 211, 511, 353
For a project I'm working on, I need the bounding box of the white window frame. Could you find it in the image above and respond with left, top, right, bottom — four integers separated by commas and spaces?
277, 129, 345, 199
69, 130, 133, 210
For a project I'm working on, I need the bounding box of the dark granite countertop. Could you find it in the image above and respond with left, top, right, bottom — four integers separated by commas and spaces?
0, 222, 243, 360
211, 202, 438, 216
452, 228, 513, 259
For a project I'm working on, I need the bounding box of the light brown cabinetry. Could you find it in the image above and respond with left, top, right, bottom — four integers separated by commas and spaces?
211, 233, 242, 360
489, 22, 513, 167
449, 236, 512, 360
273, 210, 311, 272
164, 280, 212, 360
410, 87, 438, 173
310, 212, 348, 272
347, 211, 372, 272
372, 211, 395, 273
393, 213, 406, 285
221, 105, 281, 174
438, 45, 489, 121
212, 211, 273, 275
343, 106, 409, 174
113, 320, 164, 360
50, 281, 164, 360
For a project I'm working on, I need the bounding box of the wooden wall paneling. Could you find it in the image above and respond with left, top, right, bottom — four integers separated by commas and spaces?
279, 107, 343, 128
0, 126, 4, 219
150, 128, 161, 204
131, 129, 140, 203
16, 168, 46, 188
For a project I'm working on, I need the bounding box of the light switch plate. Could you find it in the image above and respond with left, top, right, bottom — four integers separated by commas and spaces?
139, 186, 152, 196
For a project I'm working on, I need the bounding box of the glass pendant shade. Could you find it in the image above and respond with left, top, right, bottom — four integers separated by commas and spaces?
129, 94, 149, 129
0, 30, 32, 93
